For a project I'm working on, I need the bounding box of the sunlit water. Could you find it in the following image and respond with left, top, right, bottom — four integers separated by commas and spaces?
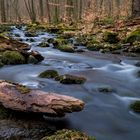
0, 27, 140, 140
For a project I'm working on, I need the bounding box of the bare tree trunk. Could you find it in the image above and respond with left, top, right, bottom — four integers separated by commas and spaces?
46, 0, 51, 22
132, 0, 140, 17
39, 0, 44, 22
0, 0, 6, 22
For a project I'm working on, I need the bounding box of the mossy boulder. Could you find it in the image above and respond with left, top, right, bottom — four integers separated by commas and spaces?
27, 55, 38, 64
53, 38, 68, 47
130, 101, 140, 113
125, 29, 140, 44
56, 74, 86, 84
57, 44, 75, 53
103, 32, 119, 44
39, 70, 59, 79
1, 51, 25, 65
38, 42, 50, 48
41, 129, 96, 140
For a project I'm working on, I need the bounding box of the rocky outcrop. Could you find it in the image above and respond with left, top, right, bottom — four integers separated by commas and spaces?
0, 36, 44, 66
0, 36, 30, 51
0, 81, 84, 117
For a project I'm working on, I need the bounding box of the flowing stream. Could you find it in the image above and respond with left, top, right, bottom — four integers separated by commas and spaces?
0, 27, 140, 140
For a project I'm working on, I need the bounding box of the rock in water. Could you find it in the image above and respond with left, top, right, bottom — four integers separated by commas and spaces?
0, 81, 84, 117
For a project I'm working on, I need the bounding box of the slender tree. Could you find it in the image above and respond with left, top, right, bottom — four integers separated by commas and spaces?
132, 0, 140, 17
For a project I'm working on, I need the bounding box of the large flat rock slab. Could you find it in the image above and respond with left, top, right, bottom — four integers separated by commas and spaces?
0, 81, 84, 117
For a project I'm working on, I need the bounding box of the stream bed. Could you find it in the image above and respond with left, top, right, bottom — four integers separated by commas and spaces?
0, 27, 140, 140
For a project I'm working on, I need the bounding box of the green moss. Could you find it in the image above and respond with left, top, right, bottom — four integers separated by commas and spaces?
130, 101, 140, 113
57, 44, 75, 53
38, 42, 50, 48
41, 129, 96, 140
125, 29, 140, 44
103, 32, 119, 44
56, 74, 86, 84
16, 85, 31, 94
39, 70, 59, 79
1, 51, 25, 65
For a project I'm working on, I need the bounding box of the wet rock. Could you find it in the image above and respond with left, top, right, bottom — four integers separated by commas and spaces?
0, 119, 55, 140
41, 129, 96, 140
0, 81, 84, 117
55, 74, 86, 84
27, 55, 39, 64
26, 38, 36, 42
30, 51, 44, 62
47, 38, 55, 44
135, 61, 140, 67
15, 33, 20, 37
130, 100, 140, 113
38, 42, 50, 48
0, 36, 31, 51
39, 70, 59, 79
25, 31, 37, 37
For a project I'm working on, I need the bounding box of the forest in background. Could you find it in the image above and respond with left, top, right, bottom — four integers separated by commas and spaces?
0, 0, 139, 24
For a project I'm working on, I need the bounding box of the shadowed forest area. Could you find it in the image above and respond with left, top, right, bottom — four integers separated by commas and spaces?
0, 0, 140, 140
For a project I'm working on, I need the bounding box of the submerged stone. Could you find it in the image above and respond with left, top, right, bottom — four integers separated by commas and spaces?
98, 86, 113, 93
130, 101, 140, 113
